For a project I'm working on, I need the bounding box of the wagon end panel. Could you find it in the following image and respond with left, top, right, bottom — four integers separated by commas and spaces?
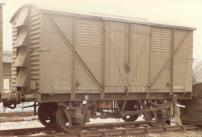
11, 6, 30, 89
9, 5, 41, 94
11, 6, 42, 93
39, 13, 74, 93
173, 30, 193, 93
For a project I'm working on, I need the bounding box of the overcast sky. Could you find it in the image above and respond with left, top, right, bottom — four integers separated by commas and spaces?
1, 0, 202, 59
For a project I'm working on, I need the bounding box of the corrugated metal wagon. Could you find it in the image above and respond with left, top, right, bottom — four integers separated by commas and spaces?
2, 5, 195, 132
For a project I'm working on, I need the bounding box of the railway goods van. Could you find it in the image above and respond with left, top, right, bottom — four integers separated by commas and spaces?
2, 5, 195, 132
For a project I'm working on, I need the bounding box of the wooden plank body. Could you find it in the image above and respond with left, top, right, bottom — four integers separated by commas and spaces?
10, 5, 193, 101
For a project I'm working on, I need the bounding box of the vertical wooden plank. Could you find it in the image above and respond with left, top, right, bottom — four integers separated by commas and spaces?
124, 23, 129, 95
148, 27, 152, 92
170, 30, 174, 94
126, 24, 131, 93
101, 21, 106, 99
128, 24, 132, 73
71, 17, 76, 100
104, 21, 109, 92
124, 23, 129, 73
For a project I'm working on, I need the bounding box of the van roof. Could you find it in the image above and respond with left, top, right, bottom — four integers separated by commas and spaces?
11, 4, 196, 31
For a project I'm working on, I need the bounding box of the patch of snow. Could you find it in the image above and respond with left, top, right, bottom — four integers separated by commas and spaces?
0, 102, 34, 113
0, 120, 43, 130
29, 132, 47, 136
89, 118, 123, 124
23, 115, 38, 121
88, 115, 144, 124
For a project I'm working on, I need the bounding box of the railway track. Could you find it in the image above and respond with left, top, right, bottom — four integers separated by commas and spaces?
0, 111, 36, 122
0, 111, 34, 117
0, 127, 47, 136
0, 122, 200, 137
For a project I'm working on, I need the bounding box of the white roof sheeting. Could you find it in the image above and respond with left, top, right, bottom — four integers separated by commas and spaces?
11, 5, 196, 31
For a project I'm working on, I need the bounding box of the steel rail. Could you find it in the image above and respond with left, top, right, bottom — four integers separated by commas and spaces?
0, 123, 199, 137
0, 127, 47, 136
0, 111, 36, 123
0, 111, 34, 117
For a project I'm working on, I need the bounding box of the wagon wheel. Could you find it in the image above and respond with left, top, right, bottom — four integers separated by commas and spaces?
146, 110, 170, 127
38, 103, 57, 128
118, 101, 141, 122
56, 106, 81, 133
